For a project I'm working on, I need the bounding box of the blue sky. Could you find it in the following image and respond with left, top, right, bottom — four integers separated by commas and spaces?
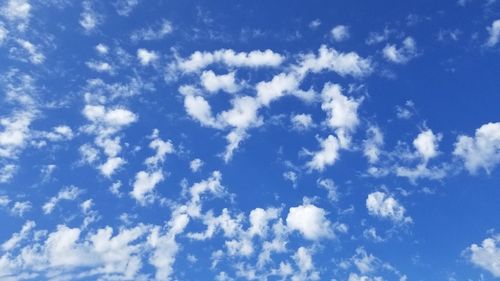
0, 0, 500, 280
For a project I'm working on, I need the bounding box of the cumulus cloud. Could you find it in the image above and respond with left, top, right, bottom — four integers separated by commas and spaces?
42, 185, 82, 214
454, 122, 500, 174
114, 0, 140, 16
331, 25, 350, 42
81, 104, 137, 177
0, 164, 17, 183
366, 191, 412, 224
130, 20, 173, 41
190, 158, 203, 172
137, 48, 158, 66
305, 135, 340, 172
465, 234, 500, 277
130, 170, 164, 205
485, 19, 500, 47
291, 113, 314, 131
413, 129, 441, 162
363, 126, 384, 164
80, 1, 101, 32
383, 37, 418, 64
286, 203, 333, 240
1, 0, 31, 22
201, 70, 240, 93
177, 49, 285, 73
15, 39, 45, 64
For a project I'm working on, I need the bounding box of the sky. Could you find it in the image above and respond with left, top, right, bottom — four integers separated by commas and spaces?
0, 0, 499, 280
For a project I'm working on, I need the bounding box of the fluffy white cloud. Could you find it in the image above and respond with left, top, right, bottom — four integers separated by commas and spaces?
144, 129, 174, 167
486, 19, 500, 47
383, 37, 418, 64
286, 203, 333, 240
1, 220, 35, 251
16, 39, 45, 64
413, 129, 441, 162
1, 0, 31, 21
321, 83, 361, 147
296, 45, 373, 78
201, 70, 240, 93
80, 1, 101, 32
331, 25, 350, 42
363, 126, 384, 164
248, 207, 280, 238
130, 170, 164, 205
137, 48, 158, 66
130, 20, 172, 41
306, 135, 340, 172
86, 60, 113, 73
42, 185, 82, 214
454, 122, 500, 174
0, 164, 17, 183
317, 178, 338, 202
190, 158, 204, 172
178, 49, 284, 72
256, 72, 300, 106
366, 191, 412, 224
466, 234, 500, 277
114, 0, 140, 16
291, 113, 314, 131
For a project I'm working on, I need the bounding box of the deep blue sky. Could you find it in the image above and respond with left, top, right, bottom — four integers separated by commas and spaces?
0, 0, 499, 280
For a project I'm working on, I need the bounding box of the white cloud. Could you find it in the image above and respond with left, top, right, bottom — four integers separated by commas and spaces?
99, 156, 125, 177
95, 43, 108, 54
144, 129, 174, 167
466, 234, 500, 277
130, 20, 173, 41
0, 164, 17, 183
42, 185, 82, 214
190, 158, 203, 172
366, 191, 412, 224
15, 39, 45, 64
291, 113, 314, 131
321, 83, 361, 147
292, 247, 320, 280
296, 45, 373, 78
383, 36, 418, 64
248, 207, 280, 238
306, 135, 340, 172
0, 24, 7, 44
137, 48, 158, 66
286, 203, 333, 240
86, 60, 113, 73
114, 0, 140, 16
486, 19, 500, 47
183, 94, 219, 128
130, 170, 164, 205
256, 72, 299, 106
363, 126, 384, 164
178, 49, 284, 73
317, 178, 338, 202
309, 19, 321, 29
1, 220, 35, 251
413, 129, 441, 162
454, 122, 500, 174
331, 25, 350, 42
10, 201, 31, 216
1, 0, 31, 21
80, 1, 101, 32
201, 70, 240, 93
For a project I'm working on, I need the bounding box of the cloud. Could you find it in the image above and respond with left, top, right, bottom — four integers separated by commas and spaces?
130, 170, 164, 205
0, 164, 17, 183
177, 49, 285, 73
201, 70, 240, 93
130, 20, 173, 41
42, 185, 82, 214
137, 48, 158, 66
465, 234, 500, 277
291, 113, 314, 131
1, 220, 35, 251
305, 135, 340, 172
363, 126, 384, 164
331, 25, 350, 42
114, 0, 140, 16
485, 19, 500, 47
413, 129, 441, 162
86, 60, 113, 73
80, 1, 101, 32
15, 39, 45, 64
309, 19, 321, 29
296, 45, 373, 78
366, 191, 412, 224
286, 203, 333, 240
1, 0, 31, 22
383, 36, 418, 64
454, 122, 500, 174
190, 158, 203, 172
